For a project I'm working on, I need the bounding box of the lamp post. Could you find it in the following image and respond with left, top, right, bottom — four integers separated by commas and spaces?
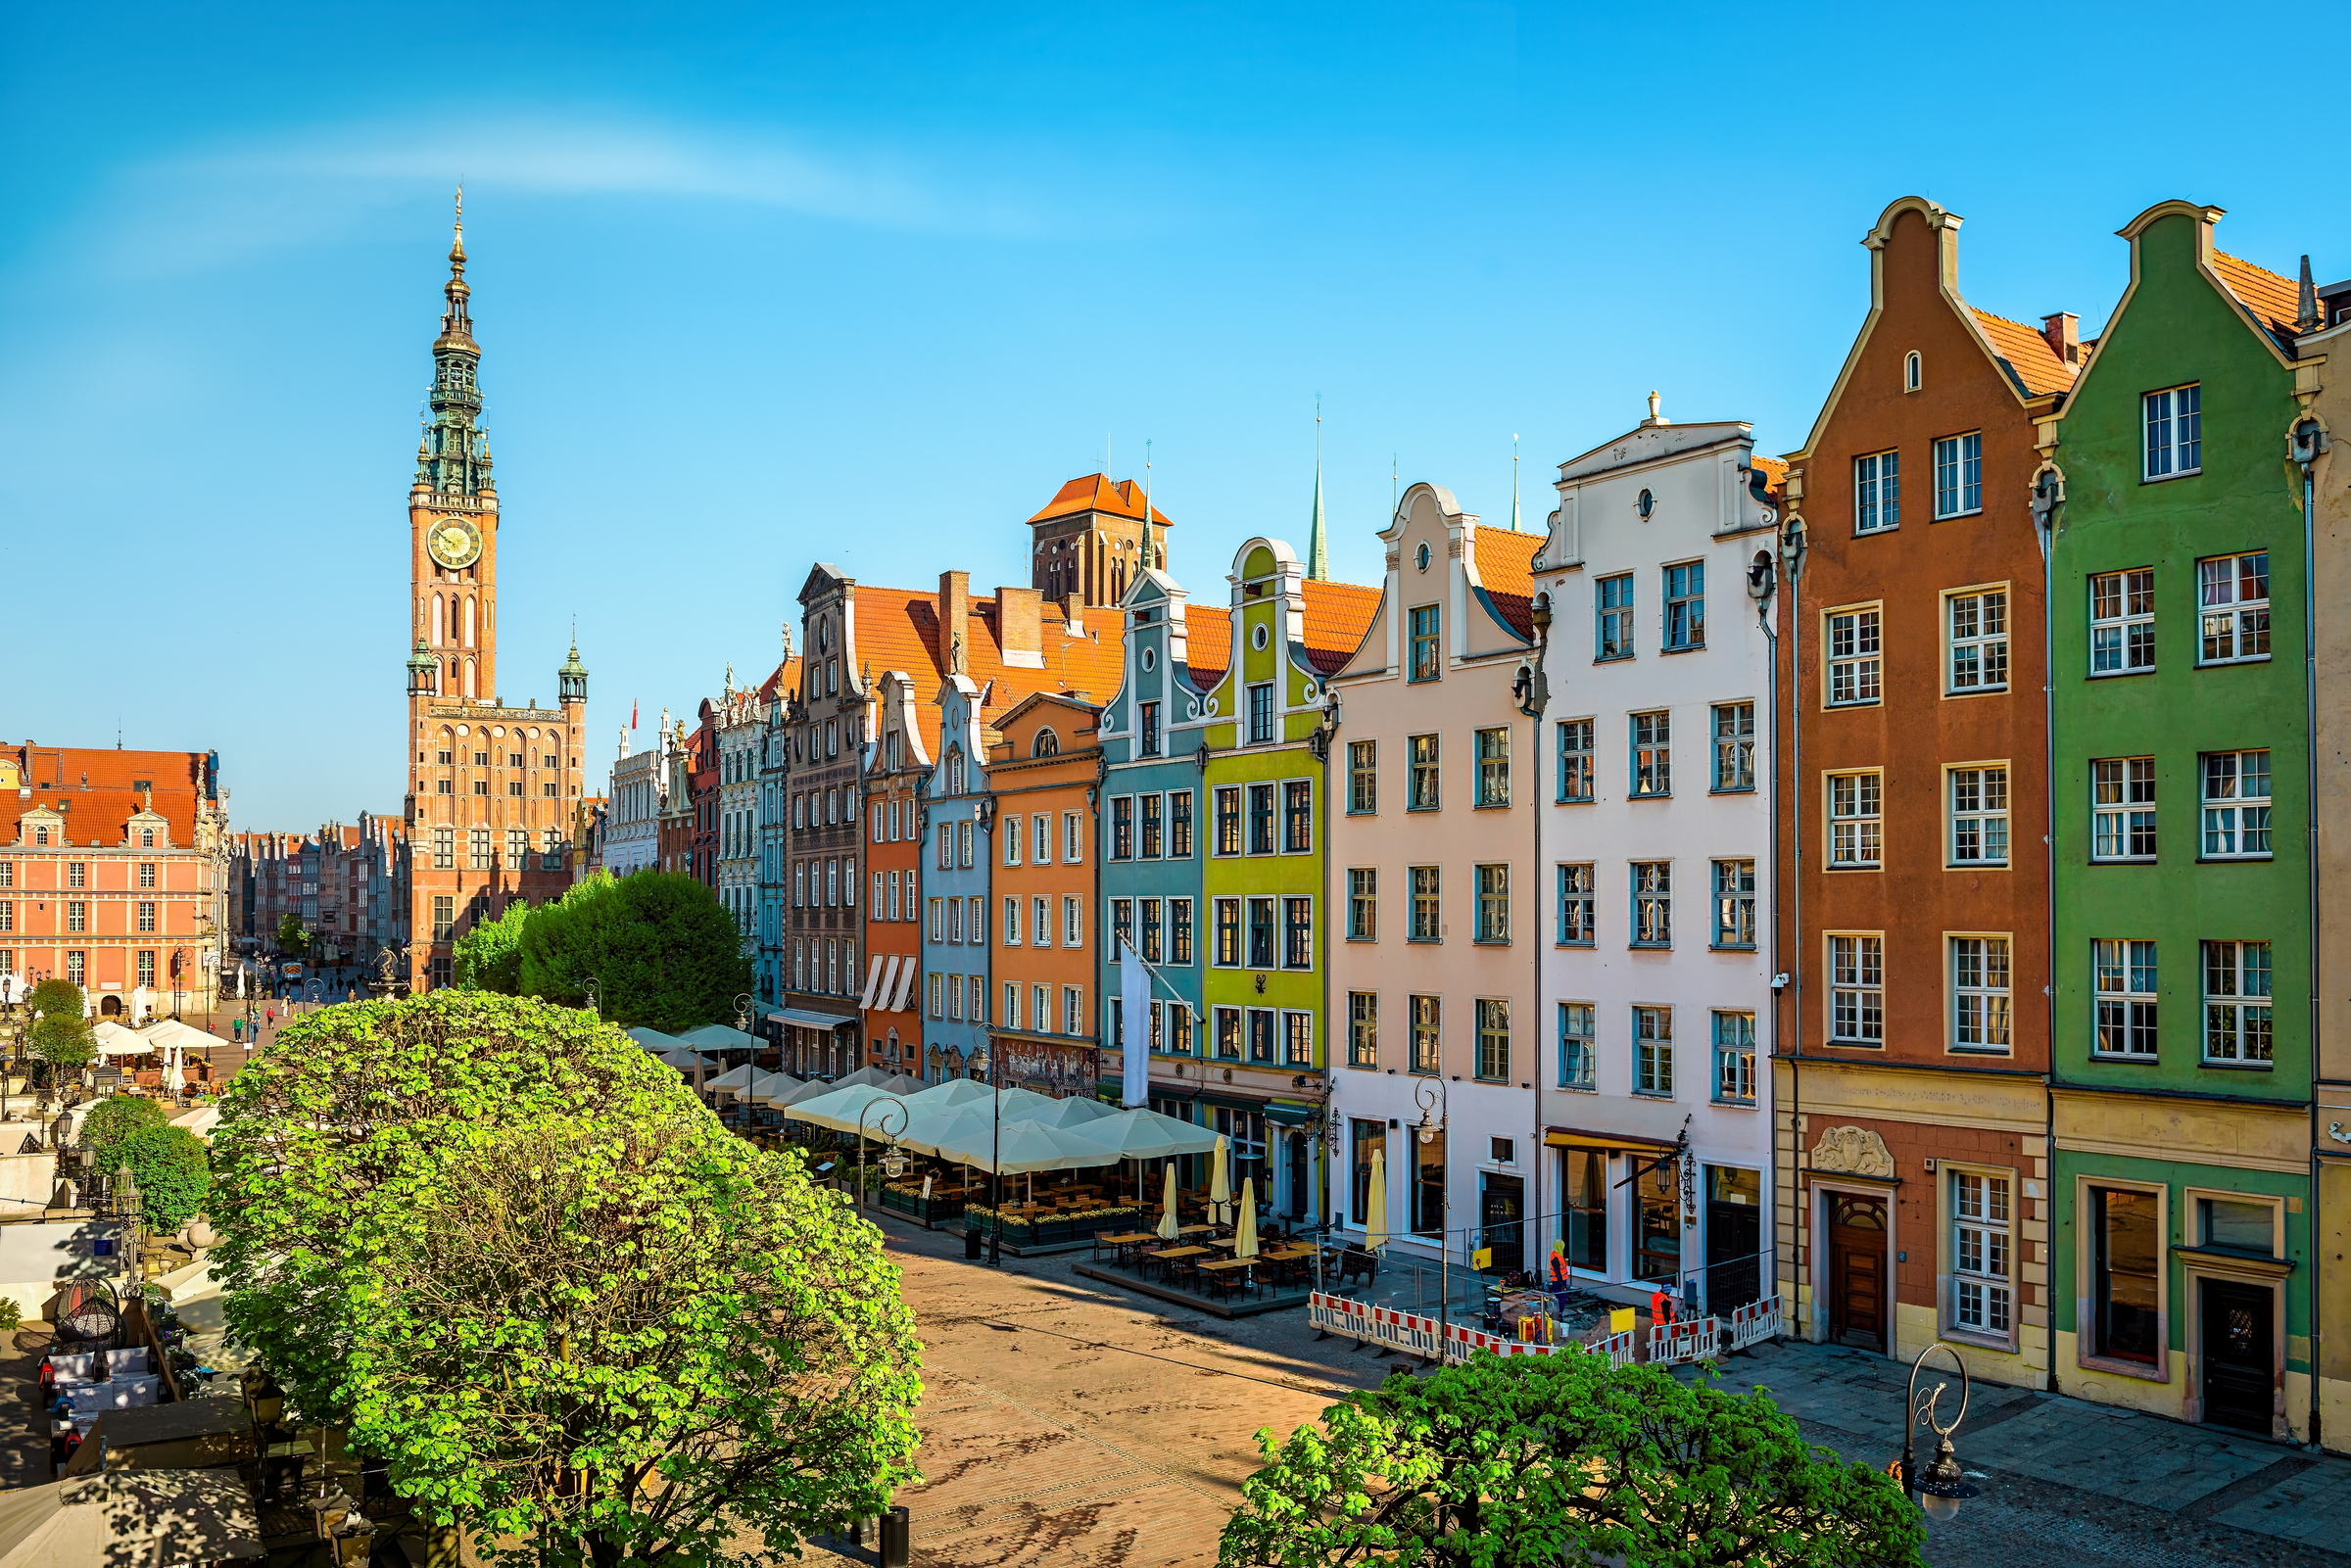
582, 974, 601, 1020
1415, 1075, 1449, 1355
975, 1041, 1004, 1267
1897, 1344, 1982, 1521
856, 1095, 908, 1216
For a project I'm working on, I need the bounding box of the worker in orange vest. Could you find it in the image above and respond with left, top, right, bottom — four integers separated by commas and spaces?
1650, 1286, 1676, 1331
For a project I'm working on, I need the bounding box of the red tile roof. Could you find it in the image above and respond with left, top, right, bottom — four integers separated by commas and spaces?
758, 657, 801, 704
1027, 473, 1174, 529
1472, 527, 1544, 639
2213, 251, 2304, 342
2, 746, 215, 848
1972, 309, 2078, 398
850, 590, 1128, 756
1300, 579, 1381, 674
1183, 601, 1231, 690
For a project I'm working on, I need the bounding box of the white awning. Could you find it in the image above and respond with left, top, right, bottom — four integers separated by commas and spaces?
856, 957, 888, 1012
889, 957, 920, 1013
767, 1008, 853, 1031
868, 956, 902, 1014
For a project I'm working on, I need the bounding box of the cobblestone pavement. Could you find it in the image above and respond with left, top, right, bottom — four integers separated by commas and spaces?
802, 1212, 2351, 1568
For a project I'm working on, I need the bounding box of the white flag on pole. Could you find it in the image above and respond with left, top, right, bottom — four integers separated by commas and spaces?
1120, 937, 1150, 1108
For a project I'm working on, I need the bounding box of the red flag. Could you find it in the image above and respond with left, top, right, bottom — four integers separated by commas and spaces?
631, 700, 639, 730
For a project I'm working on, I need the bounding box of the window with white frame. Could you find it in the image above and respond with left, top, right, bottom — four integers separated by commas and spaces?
2203, 940, 2273, 1064
1630, 711, 1670, 797
1826, 608, 1882, 705
1170, 897, 1192, 964
1946, 589, 2007, 692
1633, 1006, 1673, 1096
2094, 939, 2159, 1059
1004, 982, 1020, 1029
1558, 1003, 1595, 1090
1827, 772, 1883, 869
969, 974, 985, 1022
1003, 896, 1021, 945
1951, 1170, 2013, 1337
1064, 985, 1083, 1035
1934, 431, 1982, 517
1712, 859, 1755, 948
1004, 821, 1022, 866
1065, 810, 1084, 862
1474, 999, 1510, 1081
1065, 895, 1083, 948
2092, 757, 2157, 861
2144, 383, 2201, 478
1557, 719, 1594, 802
1033, 895, 1052, 949
2201, 749, 2272, 859
1948, 766, 2009, 867
1711, 702, 1754, 791
1951, 936, 2012, 1052
2090, 568, 2156, 675
2198, 550, 2270, 664
1034, 813, 1051, 864
1349, 740, 1377, 814
928, 973, 942, 1019
1557, 862, 1595, 945
1630, 861, 1669, 947
1855, 449, 1899, 533
1112, 897, 1134, 956
1711, 1011, 1756, 1104
1830, 934, 1884, 1045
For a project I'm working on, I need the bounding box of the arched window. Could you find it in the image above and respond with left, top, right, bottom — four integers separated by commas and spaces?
463, 657, 477, 698
946, 746, 966, 795
1904, 351, 1922, 393
1032, 729, 1059, 758
462, 596, 476, 648
431, 594, 445, 645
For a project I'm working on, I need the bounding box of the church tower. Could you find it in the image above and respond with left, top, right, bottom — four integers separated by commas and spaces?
401, 197, 588, 993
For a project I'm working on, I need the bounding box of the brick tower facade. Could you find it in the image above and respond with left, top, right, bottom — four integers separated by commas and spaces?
402, 201, 589, 991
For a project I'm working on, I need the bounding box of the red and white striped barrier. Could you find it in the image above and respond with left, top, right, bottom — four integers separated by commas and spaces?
1726, 1294, 1785, 1353
1592, 1328, 1639, 1366
1647, 1315, 1722, 1367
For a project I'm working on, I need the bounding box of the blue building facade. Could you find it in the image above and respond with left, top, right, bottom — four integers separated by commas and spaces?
919, 674, 993, 1081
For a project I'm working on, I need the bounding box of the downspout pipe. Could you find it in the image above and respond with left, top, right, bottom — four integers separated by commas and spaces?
1778, 513, 1808, 1333
1516, 596, 1554, 1274
2294, 416, 2326, 1447
1748, 547, 1781, 1319
2032, 465, 2062, 1395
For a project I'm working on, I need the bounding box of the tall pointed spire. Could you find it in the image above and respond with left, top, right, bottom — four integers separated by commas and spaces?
417, 186, 492, 496
1307, 396, 1329, 581
1510, 433, 1521, 532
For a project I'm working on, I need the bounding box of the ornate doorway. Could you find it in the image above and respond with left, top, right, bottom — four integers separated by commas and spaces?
1828, 1193, 1888, 1352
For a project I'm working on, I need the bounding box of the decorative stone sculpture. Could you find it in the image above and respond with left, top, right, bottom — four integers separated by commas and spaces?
1811, 1124, 1895, 1178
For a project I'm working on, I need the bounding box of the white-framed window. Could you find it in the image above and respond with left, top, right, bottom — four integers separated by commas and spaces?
1827, 772, 1883, 869
1711, 1011, 1755, 1105
2198, 550, 2270, 664
1829, 933, 1885, 1046
969, 974, 985, 1022
2201, 749, 2273, 859
1947, 765, 2009, 867
928, 973, 942, 1019
1348, 868, 1376, 941
1946, 589, 2007, 693
1633, 1005, 1673, 1096
2094, 939, 2159, 1059
1002, 896, 1021, 945
948, 974, 964, 1020
1409, 995, 1441, 1074
1558, 1002, 1596, 1090
1064, 985, 1083, 1035
2144, 382, 2201, 479
1950, 1169, 2013, 1338
1933, 431, 1982, 517
1004, 820, 1023, 866
1064, 810, 1084, 863
1950, 935, 2012, 1053
1347, 991, 1376, 1068
1065, 895, 1083, 948
1826, 607, 1882, 706
1032, 895, 1052, 949
2091, 757, 2157, 861
1854, 449, 1899, 534
1474, 999, 1511, 1081
2090, 568, 2156, 675
929, 898, 944, 942
2202, 940, 2273, 1064
1004, 982, 1020, 1029
1033, 813, 1052, 864
968, 896, 984, 943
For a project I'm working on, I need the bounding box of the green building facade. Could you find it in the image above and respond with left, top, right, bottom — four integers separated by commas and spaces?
2047, 201, 2319, 1441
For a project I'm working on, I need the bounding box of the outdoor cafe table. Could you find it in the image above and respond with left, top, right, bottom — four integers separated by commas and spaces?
1093, 1230, 1155, 1264
1146, 1245, 1208, 1284
1197, 1257, 1257, 1300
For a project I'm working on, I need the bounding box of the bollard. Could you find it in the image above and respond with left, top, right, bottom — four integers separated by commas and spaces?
881, 1505, 910, 1568
964, 1227, 984, 1261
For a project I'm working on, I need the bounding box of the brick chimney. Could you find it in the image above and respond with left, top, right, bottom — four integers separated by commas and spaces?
937, 571, 970, 674
2040, 311, 2081, 364
996, 587, 1044, 668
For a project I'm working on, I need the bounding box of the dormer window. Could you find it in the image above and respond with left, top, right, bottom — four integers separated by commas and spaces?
140, 830, 154, 848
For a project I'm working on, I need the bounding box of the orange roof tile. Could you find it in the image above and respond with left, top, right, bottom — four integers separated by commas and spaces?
757, 657, 800, 704
1300, 579, 1381, 675
2213, 251, 2304, 343
848, 589, 1127, 758
2, 746, 215, 847
1971, 309, 2078, 398
1182, 602, 1231, 690
1472, 528, 1544, 640
1027, 473, 1175, 529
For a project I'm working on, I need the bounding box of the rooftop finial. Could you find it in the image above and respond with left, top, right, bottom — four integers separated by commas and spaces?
1646, 390, 1663, 425
2300, 255, 2320, 333
451, 183, 466, 269
1306, 395, 1329, 581
1511, 433, 1521, 532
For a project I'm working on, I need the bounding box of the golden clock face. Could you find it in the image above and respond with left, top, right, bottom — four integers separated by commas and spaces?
427, 515, 482, 570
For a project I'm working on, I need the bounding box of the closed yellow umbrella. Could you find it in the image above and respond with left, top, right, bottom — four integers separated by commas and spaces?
1209, 1134, 1231, 1225
1236, 1177, 1259, 1259
1157, 1163, 1179, 1240
1364, 1145, 1388, 1251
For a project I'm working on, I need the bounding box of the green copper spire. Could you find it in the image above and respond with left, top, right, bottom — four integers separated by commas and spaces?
1306, 397, 1329, 581
416, 189, 494, 496
1510, 432, 1521, 532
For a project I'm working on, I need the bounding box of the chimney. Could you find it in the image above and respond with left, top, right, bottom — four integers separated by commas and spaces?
2299, 256, 2319, 333
2040, 311, 2081, 364
996, 587, 1044, 667
937, 571, 970, 674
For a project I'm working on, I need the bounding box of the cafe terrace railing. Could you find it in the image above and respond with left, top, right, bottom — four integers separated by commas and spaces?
1307, 1291, 1783, 1370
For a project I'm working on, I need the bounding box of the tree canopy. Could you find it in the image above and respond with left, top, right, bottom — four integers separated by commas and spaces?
115, 1124, 211, 1234
275, 914, 309, 955
451, 896, 531, 993
81, 1094, 170, 1174
511, 871, 753, 1034
210, 990, 922, 1568
1221, 1354, 1924, 1568
29, 1012, 94, 1074
25, 978, 84, 1020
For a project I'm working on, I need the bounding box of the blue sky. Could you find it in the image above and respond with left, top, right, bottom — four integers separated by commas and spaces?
4, 3, 2338, 828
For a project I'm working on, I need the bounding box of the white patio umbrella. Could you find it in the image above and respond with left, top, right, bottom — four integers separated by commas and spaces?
898, 1078, 994, 1113
675, 1022, 759, 1052
92, 1022, 151, 1058
625, 1026, 675, 1050
1364, 1146, 1389, 1251
1157, 1164, 1179, 1240
831, 1064, 894, 1090
907, 1111, 1111, 1174
786, 1083, 912, 1134
705, 1064, 758, 1095
759, 1074, 836, 1109
1236, 1177, 1259, 1259
1024, 1095, 1111, 1128
1208, 1134, 1231, 1226
1067, 1108, 1220, 1162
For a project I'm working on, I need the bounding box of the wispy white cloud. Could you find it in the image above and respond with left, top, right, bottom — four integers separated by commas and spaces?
77, 110, 1082, 277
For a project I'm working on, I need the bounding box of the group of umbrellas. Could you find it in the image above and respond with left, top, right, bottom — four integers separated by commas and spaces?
88, 1017, 218, 1091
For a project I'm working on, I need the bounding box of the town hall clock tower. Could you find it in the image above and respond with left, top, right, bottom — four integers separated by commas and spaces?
401, 200, 590, 992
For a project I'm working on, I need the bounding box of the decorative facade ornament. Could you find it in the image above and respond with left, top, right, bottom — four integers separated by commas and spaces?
1811, 1125, 1895, 1179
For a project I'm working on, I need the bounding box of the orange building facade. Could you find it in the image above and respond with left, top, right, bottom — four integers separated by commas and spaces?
984, 692, 1105, 1099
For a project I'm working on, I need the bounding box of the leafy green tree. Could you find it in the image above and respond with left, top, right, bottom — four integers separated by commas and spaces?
26, 978, 85, 1021
517, 870, 753, 1033
210, 990, 921, 1568
451, 897, 531, 993
1221, 1354, 1925, 1568
275, 914, 309, 955
81, 1094, 170, 1174
114, 1124, 211, 1234
29, 1012, 94, 1082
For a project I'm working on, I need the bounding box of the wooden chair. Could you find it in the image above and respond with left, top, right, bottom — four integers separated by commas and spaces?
1336, 1246, 1378, 1287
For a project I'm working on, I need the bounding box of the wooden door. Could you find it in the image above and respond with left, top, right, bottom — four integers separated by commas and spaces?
2201, 1279, 2274, 1433
1828, 1194, 1888, 1352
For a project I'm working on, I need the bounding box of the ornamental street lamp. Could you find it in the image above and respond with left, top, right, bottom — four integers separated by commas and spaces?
973, 1042, 1004, 1267
1897, 1344, 1982, 1521
1415, 1075, 1449, 1360
856, 1095, 908, 1217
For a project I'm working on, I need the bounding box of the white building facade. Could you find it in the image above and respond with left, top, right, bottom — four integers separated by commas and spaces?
1531, 400, 1782, 1314
601, 718, 664, 878
715, 681, 766, 957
